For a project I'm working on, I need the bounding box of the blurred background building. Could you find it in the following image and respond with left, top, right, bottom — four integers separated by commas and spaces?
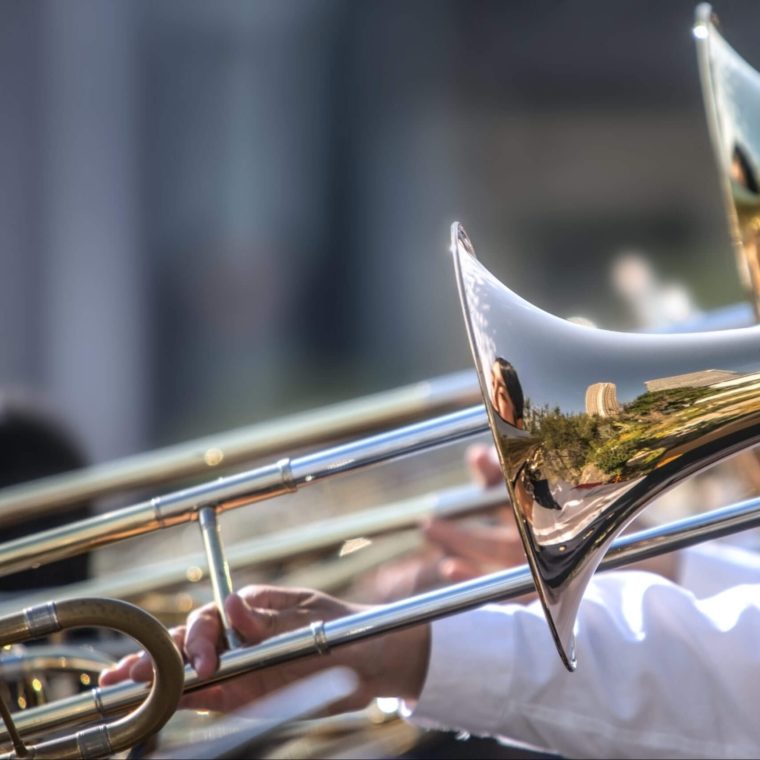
0, 0, 755, 465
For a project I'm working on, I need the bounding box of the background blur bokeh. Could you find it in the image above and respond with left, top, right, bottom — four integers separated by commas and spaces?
0, 0, 757, 465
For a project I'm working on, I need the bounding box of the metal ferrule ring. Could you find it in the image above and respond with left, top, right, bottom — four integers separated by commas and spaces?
23, 602, 60, 638
310, 621, 330, 655
77, 724, 113, 758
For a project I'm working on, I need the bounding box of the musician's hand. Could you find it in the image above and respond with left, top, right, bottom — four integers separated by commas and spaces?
466, 442, 504, 487
99, 585, 430, 714
422, 516, 524, 582
421, 443, 524, 582
350, 443, 523, 601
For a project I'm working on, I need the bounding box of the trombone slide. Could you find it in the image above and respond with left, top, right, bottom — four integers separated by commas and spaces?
3, 493, 760, 747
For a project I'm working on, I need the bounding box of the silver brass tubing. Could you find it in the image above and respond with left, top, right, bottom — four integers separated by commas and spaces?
0, 698, 26, 759
0, 406, 489, 579
0, 483, 505, 616
287, 405, 489, 485
0, 647, 115, 680
0, 371, 480, 525
198, 507, 241, 650
4, 493, 760, 744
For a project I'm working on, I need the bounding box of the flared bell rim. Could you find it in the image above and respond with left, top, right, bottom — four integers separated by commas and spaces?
449, 223, 760, 344
449, 219, 760, 671
450, 221, 577, 671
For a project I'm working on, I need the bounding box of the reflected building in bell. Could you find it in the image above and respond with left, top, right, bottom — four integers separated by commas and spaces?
585, 382, 620, 417
644, 369, 742, 392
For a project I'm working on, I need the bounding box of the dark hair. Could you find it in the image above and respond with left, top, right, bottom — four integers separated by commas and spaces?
494, 358, 524, 421
0, 392, 93, 590
732, 144, 759, 195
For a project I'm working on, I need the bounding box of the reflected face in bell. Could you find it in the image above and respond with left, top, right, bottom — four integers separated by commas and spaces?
490, 360, 524, 429
731, 144, 760, 195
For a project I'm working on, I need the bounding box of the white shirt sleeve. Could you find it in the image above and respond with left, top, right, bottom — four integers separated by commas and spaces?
408, 570, 760, 759
677, 540, 760, 597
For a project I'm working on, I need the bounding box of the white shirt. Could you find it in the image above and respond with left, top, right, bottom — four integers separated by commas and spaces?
409, 542, 760, 759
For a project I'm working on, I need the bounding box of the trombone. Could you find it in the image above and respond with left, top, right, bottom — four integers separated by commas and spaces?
0, 483, 506, 620
1, 218, 759, 672
0, 598, 184, 759
0, 399, 493, 656
3, 490, 760, 750
0, 371, 480, 526
3, 2, 760, 755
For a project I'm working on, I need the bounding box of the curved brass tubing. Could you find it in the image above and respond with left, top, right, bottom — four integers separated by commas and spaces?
0, 599, 183, 760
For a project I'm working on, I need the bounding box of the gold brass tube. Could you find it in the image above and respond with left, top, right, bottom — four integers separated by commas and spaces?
0, 599, 184, 760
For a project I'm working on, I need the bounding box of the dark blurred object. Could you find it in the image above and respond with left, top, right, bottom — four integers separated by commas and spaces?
0, 391, 92, 590
401, 731, 561, 760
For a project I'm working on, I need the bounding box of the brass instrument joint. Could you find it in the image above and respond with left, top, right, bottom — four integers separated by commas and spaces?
22, 603, 60, 639
310, 621, 329, 655
77, 724, 113, 759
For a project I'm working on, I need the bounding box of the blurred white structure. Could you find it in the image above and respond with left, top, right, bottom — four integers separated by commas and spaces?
611, 249, 702, 330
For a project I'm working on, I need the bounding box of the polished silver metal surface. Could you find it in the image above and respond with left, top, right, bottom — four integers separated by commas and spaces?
452, 222, 760, 668
309, 621, 330, 656
0, 371, 480, 525
0, 406, 488, 579
198, 507, 241, 650
0, 647, 115, 681
0, 483, 505, 618
695, 3, 760, 318
287, 405, 488, 485
4, 492, 760, 744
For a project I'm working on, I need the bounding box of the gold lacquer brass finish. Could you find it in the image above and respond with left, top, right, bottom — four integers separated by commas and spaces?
452, 222, 760, 669
0, 599, 183, 759
695, 3, 760, 318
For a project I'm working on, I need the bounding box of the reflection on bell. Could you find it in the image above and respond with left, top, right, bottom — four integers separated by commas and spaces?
696, 3, 760, 317
452, 222, 760, 670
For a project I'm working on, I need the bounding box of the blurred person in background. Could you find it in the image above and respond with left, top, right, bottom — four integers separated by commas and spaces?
0, 390, 93, 591
0, 391, 95, 709
610, 250, 700, 332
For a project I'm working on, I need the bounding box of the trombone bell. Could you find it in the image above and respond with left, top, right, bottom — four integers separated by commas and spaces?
452, 222, 760, 670
695, 3, 760, 318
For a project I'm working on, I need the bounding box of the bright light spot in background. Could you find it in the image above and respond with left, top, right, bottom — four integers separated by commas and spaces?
567, 316, 597, 328
339, 537, 372, 557
693, 23, 708, 39
204, 448, 224, 467
376, 697, 400, 715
